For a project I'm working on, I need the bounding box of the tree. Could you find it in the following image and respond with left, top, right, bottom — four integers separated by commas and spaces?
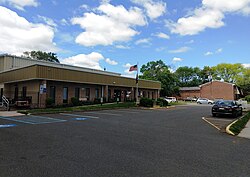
174, 66, 202, 87
23, 51, 60, 63
211, 63, 243, 83
140, 60, 178, 96
236, 68, 250, 96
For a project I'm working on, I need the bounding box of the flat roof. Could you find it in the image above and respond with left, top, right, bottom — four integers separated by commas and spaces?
180, 87, 200, 91
0, 54, 121, 77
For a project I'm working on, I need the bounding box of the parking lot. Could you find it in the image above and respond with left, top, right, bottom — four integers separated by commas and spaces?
1, 105, 250, 177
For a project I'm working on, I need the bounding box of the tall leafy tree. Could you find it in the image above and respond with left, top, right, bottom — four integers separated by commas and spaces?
175, 66, 202, 87
140, 60, 178, 96
23, 51, 60, 63
211, 63, 243, 83
236, 68, 250, 96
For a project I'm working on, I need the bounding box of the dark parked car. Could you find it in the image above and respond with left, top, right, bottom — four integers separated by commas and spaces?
212, 100, 242, 117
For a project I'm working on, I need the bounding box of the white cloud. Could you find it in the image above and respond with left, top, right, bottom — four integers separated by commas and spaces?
131, 0, 166, 20
216, 48, 223, 53
203, 0, 250, 15
205, 48, 223, 56
166, 8, 224, 36
135, 38, 151, 45
80, 4, 89, 11
115, 45, 130, 49
71, 3, 146, 47
0, 6, 57, 55
172, 57, 183, 63
60, 18, 69, 26
242, 64, 250, 68
37, 15, 57, 27
0, 0, 39, 10
204, 51, 213, 56
166, 0, 250, 36
62, 52, 105, 70
169, 46, 190, 53
186, 40, 194, 44
105, 58, 118, 65
154, 32, 170, 39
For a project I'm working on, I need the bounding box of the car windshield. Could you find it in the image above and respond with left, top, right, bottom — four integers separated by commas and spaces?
216, 100, 234, 106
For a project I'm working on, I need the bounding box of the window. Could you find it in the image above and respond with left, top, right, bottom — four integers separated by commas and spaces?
49, 86, 56, 103
108, 89, 111, 100
75, 88, 80, 99
0, 88, 3, 101
14, 87, 18, 100
95, 88, 99, 98
85, 88, 90, 100
63, 87, 68, 103
22, 87, 27, 98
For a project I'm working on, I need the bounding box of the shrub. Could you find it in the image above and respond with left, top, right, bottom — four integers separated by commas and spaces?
230, 112, 250, 135
46, 97, 54, 107
244, 95, 250, 103
94, 98, 101, 104
156, 98, 168, 107
139, 97, 154, 107
71, 97, 80, 106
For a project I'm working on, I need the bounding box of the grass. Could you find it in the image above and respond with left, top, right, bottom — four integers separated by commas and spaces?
229, 112, 250, 135
17, 102, 136, 115
168, 101, 187, 106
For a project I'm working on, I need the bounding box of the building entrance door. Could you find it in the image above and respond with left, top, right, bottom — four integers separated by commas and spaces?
114, 89, 121, 102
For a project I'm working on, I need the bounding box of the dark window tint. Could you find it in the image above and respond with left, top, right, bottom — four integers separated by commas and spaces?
22, 87, 27, 98
75, 88, 80, 99
50, 86, 56, 103
63, 87, 68, 103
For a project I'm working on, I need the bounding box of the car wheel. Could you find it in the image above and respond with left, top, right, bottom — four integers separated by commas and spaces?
232, 112, 237, 118
212, 113, 216, 117
239, 110, 243, 116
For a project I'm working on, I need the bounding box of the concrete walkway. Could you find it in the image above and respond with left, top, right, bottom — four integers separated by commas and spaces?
0, 111, 23, 117
238, 120, 250, 139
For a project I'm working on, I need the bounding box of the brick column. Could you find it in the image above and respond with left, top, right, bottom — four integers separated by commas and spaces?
104, 85, 108, 101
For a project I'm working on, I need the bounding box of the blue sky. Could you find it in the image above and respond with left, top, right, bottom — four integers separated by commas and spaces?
0, 0, 250, 77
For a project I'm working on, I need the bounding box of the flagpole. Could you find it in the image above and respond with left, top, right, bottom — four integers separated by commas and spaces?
136, 62, 139, 104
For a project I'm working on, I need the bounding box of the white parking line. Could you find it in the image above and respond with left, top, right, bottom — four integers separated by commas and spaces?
60, 113, 99, 119
202, 117, 220, 131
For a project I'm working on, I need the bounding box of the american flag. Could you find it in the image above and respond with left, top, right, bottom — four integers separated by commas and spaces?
129, 64, 138, 71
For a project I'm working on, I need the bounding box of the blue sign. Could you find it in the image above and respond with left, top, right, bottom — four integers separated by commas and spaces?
0, 124, 17, 128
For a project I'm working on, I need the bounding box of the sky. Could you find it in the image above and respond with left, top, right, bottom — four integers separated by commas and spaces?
0, 0, 250, 77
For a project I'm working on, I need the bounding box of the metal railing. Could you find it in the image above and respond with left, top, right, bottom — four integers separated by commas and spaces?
1, 95, 10, 111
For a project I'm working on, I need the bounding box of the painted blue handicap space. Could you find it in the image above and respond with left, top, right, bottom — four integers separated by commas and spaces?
0, 115, 67, 125
0, 124, 17, 128
73, 117, 88, 121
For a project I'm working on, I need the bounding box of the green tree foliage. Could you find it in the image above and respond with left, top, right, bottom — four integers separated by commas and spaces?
236, 68, 250, 95
175, 66, 203, 87
23, 51, 60, 63
211, 63, 243, 83
140, 60, 178, 96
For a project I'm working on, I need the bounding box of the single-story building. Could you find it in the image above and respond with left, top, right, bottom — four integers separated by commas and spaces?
0, 54, 161, 108
179, 81, 241, 101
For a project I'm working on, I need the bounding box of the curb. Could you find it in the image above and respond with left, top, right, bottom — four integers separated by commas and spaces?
225, 114, 246, 136
225, 119, 238, 136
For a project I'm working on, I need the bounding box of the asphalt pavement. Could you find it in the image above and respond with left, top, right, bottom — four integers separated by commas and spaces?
0, 105, 250, 177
